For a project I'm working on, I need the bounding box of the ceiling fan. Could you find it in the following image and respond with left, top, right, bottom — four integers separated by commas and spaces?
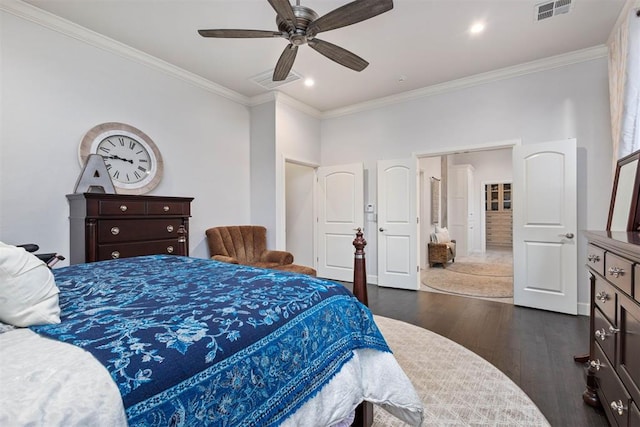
198, 0, 394, 81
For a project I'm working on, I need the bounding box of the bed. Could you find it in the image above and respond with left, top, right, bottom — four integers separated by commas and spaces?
0, 234, 423, 426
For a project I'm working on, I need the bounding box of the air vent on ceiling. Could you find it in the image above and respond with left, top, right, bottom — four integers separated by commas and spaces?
535, 0, 572, 21
250, 69, 302, 90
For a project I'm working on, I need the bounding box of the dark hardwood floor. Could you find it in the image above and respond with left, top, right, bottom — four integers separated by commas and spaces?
343, 283, 608, 427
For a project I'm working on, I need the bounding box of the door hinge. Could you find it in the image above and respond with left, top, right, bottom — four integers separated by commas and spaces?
417, 265, 420, 272
417, 217, 419, 224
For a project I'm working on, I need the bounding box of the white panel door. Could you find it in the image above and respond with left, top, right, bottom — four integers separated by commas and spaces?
377, 158, 419, 290
316, 163, 364, 281
513, 139, 577, 314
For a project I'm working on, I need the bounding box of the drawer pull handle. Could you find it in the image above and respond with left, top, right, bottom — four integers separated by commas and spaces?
607, 266, 624, 278
609, 326, 620, 334
167, 246, 174, 253
587, 254, 600, 262
111, 251, 120, 259
589, 359, 602, 371
595, 328, 607, 341
163, 205, 170, 212
610, 400, 626, 416
120, 205, 128, 212
111, 227, 120, 236
596, 291, 609, 303
167, 225, 174, 233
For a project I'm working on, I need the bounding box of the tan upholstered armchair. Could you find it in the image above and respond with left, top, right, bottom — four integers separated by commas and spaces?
205, 225, 294, 269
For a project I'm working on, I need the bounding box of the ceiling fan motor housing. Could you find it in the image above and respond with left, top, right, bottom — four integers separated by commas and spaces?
277, 5, 319, 44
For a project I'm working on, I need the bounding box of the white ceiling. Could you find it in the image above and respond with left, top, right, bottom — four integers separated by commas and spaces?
22, 0, 627, 112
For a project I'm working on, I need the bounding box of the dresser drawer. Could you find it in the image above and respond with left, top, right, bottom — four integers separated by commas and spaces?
147, 200, 188, 215
98, 199, 146, 216
630, 402, 640, 427
587, 244, 605, 277
97, 219, 184, 243
618, 293, 640, 406
593, 307, 617, 363
593, 344, 631, 427
97, 239, 183, 260
605, 252, 633, 296
594, 276, 617, 324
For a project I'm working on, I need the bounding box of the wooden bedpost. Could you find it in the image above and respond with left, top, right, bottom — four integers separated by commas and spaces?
352, 228, 373, 427
352, 227, 368, 306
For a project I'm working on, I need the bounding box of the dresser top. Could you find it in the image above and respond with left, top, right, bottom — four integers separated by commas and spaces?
584, 230, 640, 260
66, 193, 194, 202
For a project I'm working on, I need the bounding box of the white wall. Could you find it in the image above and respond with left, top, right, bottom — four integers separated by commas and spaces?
275, 97, 320, 249
419, 156, 441, 268
321, 58, 613, 309
250, 101, 277, 246
0, 11, 251, 261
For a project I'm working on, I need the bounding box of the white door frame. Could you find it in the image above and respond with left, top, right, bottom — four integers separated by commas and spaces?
415, 139, 521, 263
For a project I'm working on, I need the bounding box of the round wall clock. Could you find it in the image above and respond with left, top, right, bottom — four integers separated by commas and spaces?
79, 122, 164, 195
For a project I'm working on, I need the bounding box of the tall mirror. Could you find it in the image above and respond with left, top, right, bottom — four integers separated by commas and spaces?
608, 150, 640, 231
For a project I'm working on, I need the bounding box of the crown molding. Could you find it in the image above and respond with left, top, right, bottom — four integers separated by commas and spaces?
0, 0, 250, 106
321, 45, 609, 119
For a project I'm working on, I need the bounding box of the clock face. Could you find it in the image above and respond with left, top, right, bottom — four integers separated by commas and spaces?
97, 135, 152, 184
79, 122, 163, 195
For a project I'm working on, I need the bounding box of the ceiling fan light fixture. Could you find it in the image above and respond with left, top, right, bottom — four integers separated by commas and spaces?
198, 0, 395, 81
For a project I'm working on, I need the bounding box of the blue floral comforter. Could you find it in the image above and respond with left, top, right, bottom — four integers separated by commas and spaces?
31, 255, 389, 426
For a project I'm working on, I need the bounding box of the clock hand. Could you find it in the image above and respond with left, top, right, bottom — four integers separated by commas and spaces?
103, 155, 134, 164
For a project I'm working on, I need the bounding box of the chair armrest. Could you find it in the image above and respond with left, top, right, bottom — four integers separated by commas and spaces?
212, 255, 239, 264
260, 250, 294, 265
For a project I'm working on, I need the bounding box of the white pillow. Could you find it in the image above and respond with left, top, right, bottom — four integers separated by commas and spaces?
434, 226, 451, 243
0, 242, 60, 327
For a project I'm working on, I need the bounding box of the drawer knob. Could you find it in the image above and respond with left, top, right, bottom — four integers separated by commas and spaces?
167, 246, 174, 253
608, 266, 624, 278
163, 205, 170, 212
595, 328, 607, 341
589, 359, 602, 371
610, 400, 626, 416
111, 251, 120, 259
596, 291, 609, 303
111, 226, 120, 236
120, 205, 128, 212
167, 225, 174, 233
587, 254, 601, 262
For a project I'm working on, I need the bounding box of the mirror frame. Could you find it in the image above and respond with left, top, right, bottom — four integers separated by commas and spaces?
607, 150, 640, 231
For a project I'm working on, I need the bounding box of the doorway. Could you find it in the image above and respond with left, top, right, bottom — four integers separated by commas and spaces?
418, 146, 515, 304
284, 161, 315, 267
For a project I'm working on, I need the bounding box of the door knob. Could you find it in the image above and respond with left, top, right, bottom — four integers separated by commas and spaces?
379, 228, 385, 232
560, 232, 574, 239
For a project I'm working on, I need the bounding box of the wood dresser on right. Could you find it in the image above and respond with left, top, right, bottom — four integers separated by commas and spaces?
584, 231, 640, 426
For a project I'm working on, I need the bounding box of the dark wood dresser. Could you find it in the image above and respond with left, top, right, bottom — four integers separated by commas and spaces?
67, 193, 194, 264
584, 231, 640, 426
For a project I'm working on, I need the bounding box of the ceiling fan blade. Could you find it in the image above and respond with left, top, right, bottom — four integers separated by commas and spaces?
273, 44, 298, 81
198, 29, 284, 38
307, 0, 393, 37
267, 0, 297, 32
308, 38, 368, 72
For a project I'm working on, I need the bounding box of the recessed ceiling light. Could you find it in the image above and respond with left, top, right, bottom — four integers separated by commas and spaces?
470, 22, 485, 34
304, 78, 315, 87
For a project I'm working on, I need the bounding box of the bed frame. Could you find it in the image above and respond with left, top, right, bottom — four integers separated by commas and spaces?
351, 228, 374, 427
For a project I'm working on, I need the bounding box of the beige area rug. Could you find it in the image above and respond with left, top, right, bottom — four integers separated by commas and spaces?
421, 264, 513, 298
372, 316, 550, 427
446, 262, 512, 277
